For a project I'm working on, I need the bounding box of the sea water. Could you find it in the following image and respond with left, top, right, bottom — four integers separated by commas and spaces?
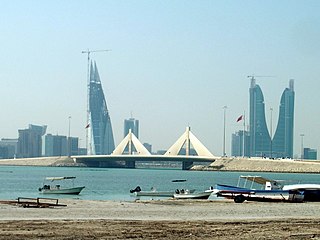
0, 165, 319, 201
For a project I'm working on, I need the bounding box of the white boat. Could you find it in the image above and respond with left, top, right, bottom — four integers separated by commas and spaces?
39, 177, 85, 195
282, 184, 320, 202
173, 189, 212, 200
130, 186, 195, 198
135, 190, 175, 198
214, 175, 320, 203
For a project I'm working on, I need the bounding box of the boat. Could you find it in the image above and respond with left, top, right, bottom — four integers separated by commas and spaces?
130, 186, 195, 198
214, 175, 304, 203
282, 183, 320, 202
130, 186, 175, 197
173, 189, 212, 200
38, 177, 85, 195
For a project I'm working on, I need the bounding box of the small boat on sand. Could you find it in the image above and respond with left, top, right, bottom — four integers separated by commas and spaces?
38, 177, 85, 195
130, 186, 174, 197
173, 189, 212, 200
130, 186, 196, 198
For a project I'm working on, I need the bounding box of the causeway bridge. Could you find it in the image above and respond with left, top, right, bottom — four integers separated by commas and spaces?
74, 127, 218, 170
73, 154, 215, 170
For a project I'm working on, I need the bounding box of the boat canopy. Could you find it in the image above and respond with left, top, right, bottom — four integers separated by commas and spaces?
45, 177, 76, 181
239, 175, 276, 185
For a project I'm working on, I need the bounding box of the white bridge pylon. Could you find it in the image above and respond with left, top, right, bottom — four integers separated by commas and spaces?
165, 127, 214, 157
112, 129, 151, 155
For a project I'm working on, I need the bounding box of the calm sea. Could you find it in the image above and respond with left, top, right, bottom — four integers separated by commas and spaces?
0, 166, 319, 201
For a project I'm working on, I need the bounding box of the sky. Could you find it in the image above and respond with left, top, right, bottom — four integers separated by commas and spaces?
1, 0, 320, 157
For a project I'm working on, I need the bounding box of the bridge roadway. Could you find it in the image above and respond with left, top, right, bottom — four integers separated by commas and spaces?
73, 155, 216, 170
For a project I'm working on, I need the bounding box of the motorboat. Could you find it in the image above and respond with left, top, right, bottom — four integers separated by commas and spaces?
38, 176, 85, 195
282, 184, 320, 202
130, 186, 196, 198
173, 189, 212, 200
214, 175, 304, 203
130, 186, 175, 197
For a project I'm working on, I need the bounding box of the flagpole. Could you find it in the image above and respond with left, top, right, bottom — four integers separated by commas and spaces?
243, 111, 246, 157
223, 106, 227, 157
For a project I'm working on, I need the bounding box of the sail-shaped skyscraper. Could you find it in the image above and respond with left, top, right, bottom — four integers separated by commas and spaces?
87, 61, 115, 155
249, 78, 294, 158
249, 77, 271, 157
272, 80, 295, 158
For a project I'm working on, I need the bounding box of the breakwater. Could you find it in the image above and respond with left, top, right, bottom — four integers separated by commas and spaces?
192, 157, 320, 173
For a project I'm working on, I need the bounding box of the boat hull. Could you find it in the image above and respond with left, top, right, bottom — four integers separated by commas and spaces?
135, 191, 174, 197
40, 186, 85, 195
173, 192, 212, 200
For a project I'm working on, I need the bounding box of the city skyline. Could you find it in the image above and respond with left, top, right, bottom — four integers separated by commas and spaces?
1, 1, 320, 157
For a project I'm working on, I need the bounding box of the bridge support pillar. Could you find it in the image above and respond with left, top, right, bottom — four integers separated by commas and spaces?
182, 161, 193, 170
125, 160, 136, 168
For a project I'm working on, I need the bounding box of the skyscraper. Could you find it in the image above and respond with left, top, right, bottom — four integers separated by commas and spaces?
87, 61, 115, 155
17, 124, 47, 158
231, 130, 250, 157
124, 118, 139, 138
272, 80, 295, 158
249, 77, 271, 157
249, 78, 295, 158
45, 134, 67, 157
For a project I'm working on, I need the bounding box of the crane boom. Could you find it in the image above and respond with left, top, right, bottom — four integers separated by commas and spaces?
247, 75, 275, 80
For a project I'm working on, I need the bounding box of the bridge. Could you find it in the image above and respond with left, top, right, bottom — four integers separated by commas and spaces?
73, 127, 219, 170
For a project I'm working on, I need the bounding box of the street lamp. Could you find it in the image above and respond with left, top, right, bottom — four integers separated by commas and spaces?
68, 116, 71, 157
270, 107, 273, 159
300, 134, 305, 159
223, 106, 227, 157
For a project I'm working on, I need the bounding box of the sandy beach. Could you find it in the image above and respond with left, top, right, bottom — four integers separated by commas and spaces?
1, 199, 320, 239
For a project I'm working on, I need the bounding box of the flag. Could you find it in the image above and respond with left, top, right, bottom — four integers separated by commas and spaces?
236, 115, 243, 122
85, 123, 90, 129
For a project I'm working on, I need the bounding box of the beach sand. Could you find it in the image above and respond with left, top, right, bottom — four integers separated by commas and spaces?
1, 199, 320, 239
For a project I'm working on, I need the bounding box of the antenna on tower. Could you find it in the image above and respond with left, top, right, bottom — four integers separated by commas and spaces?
82, 49, 111, 154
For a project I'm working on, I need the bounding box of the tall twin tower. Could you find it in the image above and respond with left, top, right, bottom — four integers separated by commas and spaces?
249, 78, 295, 158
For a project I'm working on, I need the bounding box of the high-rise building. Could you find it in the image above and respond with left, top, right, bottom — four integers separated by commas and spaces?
17, 124, 47, 158
249, 78, 271, 157
231, 130, 250, 157
303, 148, 317, 160
124, 118, 139, 138
272, 80, 295, 158
87, 61, 115, 155
249, 78, 295, 158
68, 137, 79, 156
0, 138, 18, 159
45, 134, 67, 157
143, 142, 152, 153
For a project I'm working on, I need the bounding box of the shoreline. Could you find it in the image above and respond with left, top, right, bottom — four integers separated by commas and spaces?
1, 156, 320, 173
1, 198, 320, 221
1, 199, 320, 239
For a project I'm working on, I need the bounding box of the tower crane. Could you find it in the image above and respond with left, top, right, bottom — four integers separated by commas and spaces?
247, 75, 275, 81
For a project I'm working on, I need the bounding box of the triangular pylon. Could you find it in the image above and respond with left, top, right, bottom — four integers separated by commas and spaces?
112, 129, 151, 155
165, 127, 214, 157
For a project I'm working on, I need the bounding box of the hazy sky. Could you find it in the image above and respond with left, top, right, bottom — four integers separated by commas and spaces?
1, 1, 320, 157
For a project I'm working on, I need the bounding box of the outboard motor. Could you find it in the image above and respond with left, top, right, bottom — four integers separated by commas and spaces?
130, 186, 141, 193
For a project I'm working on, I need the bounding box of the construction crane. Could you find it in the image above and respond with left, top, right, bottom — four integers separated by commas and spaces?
82, 49, 111, 154
247, 75, 275, 81
247, 75, 275, 87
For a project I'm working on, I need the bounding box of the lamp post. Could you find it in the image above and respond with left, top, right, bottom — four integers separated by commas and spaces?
270, 107, 273, 159
300, 134, 305, 159
223, 106, 227, 157
68, 116, 71, 157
